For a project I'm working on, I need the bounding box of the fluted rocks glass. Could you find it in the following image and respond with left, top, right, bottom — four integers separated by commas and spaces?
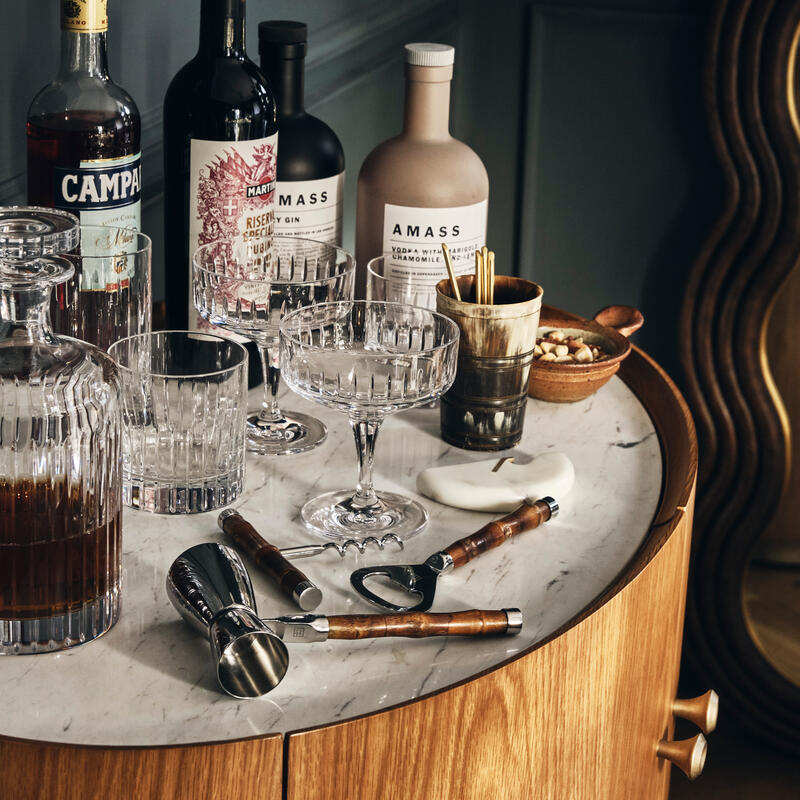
108, 331, 248, 514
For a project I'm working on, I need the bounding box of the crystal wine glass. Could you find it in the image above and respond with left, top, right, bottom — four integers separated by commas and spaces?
193, 236, 355, 455
280, 300, 460, 539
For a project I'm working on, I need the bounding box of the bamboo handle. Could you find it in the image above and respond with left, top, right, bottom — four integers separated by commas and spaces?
326, 609, 520, 639
219, 511, 322, 611
443, 498, 556, 568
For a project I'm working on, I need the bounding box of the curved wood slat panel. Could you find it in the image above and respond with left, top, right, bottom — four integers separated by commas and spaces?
679, 0, 737, 492
680, 0, 800, 754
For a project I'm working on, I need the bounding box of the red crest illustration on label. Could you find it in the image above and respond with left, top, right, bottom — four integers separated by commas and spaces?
189, 134, 279, 337
195, 140, 276, 252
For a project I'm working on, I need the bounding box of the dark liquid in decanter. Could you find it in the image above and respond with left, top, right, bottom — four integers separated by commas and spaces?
0, 480, 121, 620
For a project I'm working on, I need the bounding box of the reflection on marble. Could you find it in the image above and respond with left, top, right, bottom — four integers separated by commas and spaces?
0, 379, 662, 746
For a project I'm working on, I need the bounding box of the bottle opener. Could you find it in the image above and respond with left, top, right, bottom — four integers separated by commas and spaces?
350, 497, 558, 612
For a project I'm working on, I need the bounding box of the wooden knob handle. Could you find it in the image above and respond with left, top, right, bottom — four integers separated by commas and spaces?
444, 498, 555, 567
326, 609, 520, 639
219, 511, 322, 611
672, 690, 719, 734
657, 733, 707, 780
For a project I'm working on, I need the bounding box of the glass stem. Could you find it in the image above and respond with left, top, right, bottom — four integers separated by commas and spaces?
350, 417, 381, 509
258, 343, 283, 424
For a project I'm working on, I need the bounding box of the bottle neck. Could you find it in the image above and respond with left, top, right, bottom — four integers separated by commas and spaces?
402, 65, 453, 141
263, 55, 305, 118
199, 0, 246, 57
58, 31, 110, 79
0, 286, 57, 345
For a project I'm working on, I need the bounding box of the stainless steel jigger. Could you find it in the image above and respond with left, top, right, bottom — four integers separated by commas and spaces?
166, 542, 289, 699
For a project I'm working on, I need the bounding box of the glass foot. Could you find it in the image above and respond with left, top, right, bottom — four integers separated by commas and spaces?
246, 409, 327, 456
301, 489, 428, 541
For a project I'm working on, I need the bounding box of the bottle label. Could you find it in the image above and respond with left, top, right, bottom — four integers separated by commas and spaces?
75, 225, 141, 291
189, 134, 278, 338
382, 200, 488, 306
54, 151, 141, 229
274, 173, 345, 245
61, 0, 108, 32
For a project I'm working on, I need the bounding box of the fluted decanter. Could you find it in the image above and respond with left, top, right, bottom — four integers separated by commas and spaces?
0, 207, 123, 654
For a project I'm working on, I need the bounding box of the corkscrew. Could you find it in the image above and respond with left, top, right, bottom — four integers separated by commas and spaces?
217, 511, 403, 613
279, 535, 404, 559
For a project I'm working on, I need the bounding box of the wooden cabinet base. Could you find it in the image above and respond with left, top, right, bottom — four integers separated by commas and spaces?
287, 502, 693, 799
0, 735, 283, 800
0, 346, 697, 800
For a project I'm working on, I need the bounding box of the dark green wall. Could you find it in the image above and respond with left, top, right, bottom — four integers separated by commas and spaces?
0, 0, 717, 377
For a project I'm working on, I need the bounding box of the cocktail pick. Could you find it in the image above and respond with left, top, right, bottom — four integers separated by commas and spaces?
441, 243, 461, 301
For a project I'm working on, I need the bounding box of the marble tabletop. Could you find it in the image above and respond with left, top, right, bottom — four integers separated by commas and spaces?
1, 377, 661, 747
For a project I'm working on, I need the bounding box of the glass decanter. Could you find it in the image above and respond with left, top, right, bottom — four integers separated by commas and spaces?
0, 207, 123, 654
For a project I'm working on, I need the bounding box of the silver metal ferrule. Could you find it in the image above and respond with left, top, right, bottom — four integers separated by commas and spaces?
503, 608, 523, 635
265, 614, 330, 643
293, 580, 323, 612
217, 507, 240, 530
541, 497, 559, 519
425, 551, 455, 575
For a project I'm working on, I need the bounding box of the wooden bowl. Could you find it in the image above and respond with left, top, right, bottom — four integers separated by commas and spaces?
528, 304, 644, 403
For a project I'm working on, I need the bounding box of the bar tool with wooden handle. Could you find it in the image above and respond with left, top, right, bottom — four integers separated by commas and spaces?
219, 509, 323, 611
350, 496, 558, 612
167, 543, 524, 700
262, 609, 523, 642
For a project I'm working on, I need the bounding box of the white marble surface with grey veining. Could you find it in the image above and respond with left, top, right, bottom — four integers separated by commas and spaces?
0, 378, 661, 746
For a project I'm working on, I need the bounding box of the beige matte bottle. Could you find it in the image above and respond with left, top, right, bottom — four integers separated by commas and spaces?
355, 43, 489, 300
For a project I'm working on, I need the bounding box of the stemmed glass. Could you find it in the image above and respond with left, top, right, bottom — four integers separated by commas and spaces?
280, 300, 460, 539
193, 236, 355, 455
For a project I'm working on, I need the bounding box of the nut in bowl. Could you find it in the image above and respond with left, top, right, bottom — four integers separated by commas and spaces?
528, 305, 644, 403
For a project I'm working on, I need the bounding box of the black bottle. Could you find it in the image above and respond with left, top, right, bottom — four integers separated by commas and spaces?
164, 0, 277, 384
258, 21, 345, 245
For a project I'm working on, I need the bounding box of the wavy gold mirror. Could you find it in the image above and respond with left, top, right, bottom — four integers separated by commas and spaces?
680, 0, 800, 754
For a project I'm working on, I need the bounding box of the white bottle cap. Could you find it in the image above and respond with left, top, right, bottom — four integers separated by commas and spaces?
404, 43, 455, 67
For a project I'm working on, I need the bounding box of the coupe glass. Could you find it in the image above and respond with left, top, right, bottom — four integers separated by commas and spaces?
280, 300, 459, 539
193, 236, 355, 455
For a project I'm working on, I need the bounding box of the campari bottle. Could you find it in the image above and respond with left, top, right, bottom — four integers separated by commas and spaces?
27, 0, 141, 230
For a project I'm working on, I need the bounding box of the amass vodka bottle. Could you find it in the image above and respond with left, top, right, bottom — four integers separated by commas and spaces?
163, 0, 277, 384
259, 20, 345, 245
356, 43, 488, 301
